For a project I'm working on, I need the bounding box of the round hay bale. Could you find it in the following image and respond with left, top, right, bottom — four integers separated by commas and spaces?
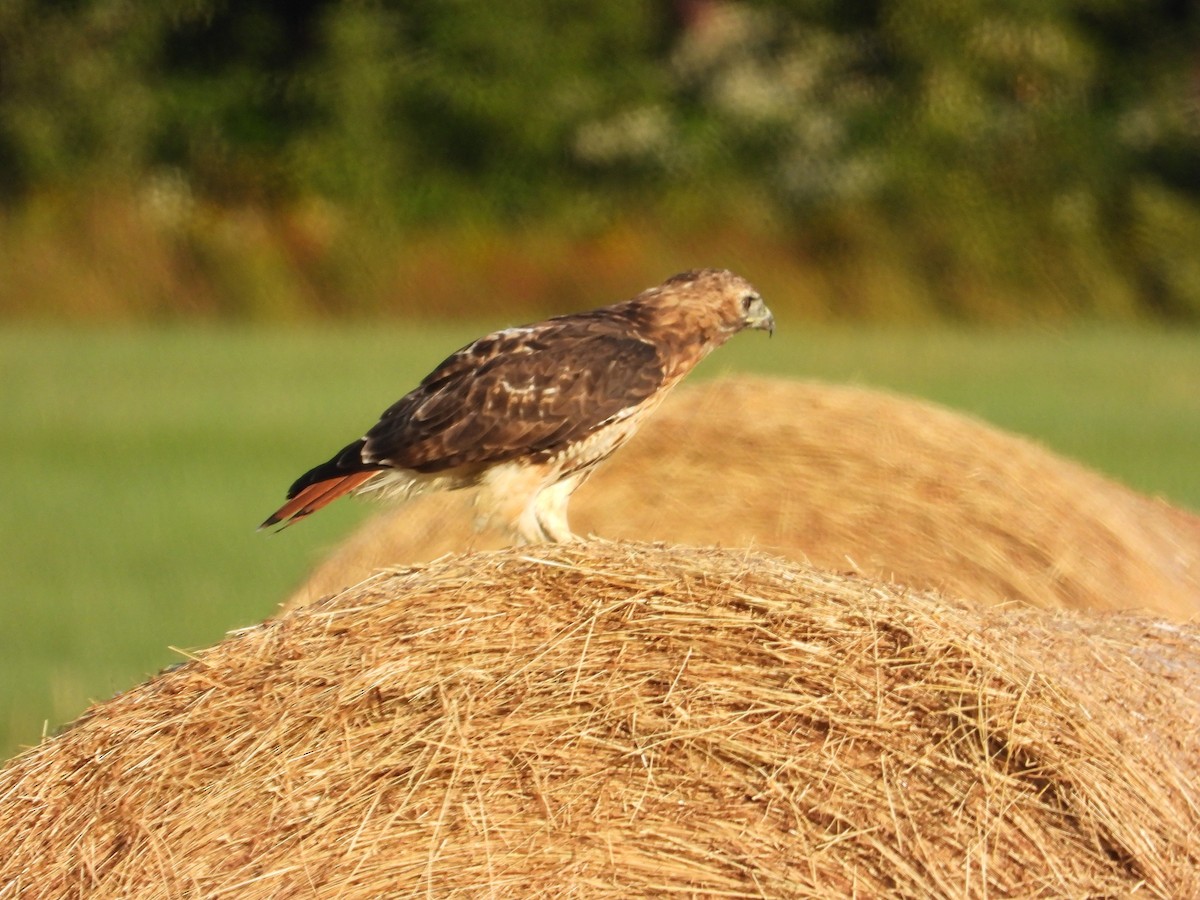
284, 376, 1200, 620
2, 543, 1197, 898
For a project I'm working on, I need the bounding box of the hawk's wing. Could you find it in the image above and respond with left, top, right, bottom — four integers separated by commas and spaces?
275, 314, 665, 510
367, 321, 664, 472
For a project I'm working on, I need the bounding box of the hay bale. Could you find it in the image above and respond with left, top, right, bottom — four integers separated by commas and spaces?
284, 377, 1200, 619
2, 543, 1198, 898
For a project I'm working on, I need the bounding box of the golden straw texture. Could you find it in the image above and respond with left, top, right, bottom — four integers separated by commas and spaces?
2, 543, 1197, 898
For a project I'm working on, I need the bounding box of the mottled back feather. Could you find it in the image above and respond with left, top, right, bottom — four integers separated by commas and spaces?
285, 310, 665, 498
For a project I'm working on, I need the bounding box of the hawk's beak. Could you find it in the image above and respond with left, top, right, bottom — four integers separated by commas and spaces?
748, 305, 776, 337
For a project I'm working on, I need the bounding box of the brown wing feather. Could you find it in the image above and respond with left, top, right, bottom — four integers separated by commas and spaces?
363, 314, 664, 473
263, 308, 665, 527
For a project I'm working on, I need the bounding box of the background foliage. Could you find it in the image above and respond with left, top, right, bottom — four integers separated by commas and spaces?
1, 0, 1199, 321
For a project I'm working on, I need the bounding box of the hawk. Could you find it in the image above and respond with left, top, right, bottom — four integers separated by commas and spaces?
261, 268, 774, 543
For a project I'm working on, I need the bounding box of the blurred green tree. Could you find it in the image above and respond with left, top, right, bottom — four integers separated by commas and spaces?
0, 0, 1197, 318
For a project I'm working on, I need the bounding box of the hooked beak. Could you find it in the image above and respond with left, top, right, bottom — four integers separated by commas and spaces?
747, 303, 776, 337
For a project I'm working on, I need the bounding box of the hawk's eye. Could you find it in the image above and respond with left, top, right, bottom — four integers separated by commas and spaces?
741, 293, 757, 312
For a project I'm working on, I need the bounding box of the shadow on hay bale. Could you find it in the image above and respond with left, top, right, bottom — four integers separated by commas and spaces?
2, 543, 1198, 898
284, 376, 1200, 620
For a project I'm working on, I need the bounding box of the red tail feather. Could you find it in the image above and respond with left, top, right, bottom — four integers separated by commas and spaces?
260, 472, 379, 529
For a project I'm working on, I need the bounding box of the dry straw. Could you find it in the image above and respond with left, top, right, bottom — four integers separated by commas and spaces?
284, 376, 1200, 620
1, 542, 1197, 898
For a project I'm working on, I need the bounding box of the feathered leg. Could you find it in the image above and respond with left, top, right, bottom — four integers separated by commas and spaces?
528, 472, 589, 544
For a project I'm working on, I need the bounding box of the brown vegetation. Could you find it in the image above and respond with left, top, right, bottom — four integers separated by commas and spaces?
285, 376, 1200, 620
1, 542, 1197, 897
0, 195, 831, 323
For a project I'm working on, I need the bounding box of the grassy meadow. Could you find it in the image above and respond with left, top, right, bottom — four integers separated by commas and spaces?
1, 323, 1198, 760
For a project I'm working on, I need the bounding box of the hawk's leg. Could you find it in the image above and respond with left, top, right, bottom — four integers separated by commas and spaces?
524, 472, 589, 544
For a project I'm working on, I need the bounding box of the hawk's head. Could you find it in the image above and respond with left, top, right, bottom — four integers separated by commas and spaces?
657, 268, 775, 338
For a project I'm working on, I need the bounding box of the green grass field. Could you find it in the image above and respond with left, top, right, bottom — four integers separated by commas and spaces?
1, 323, 1198, 760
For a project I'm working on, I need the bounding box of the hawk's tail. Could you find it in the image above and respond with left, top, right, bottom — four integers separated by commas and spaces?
259, 471, 379, 530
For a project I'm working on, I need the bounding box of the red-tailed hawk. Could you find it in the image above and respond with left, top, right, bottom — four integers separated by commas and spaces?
261, 268, 774, 543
